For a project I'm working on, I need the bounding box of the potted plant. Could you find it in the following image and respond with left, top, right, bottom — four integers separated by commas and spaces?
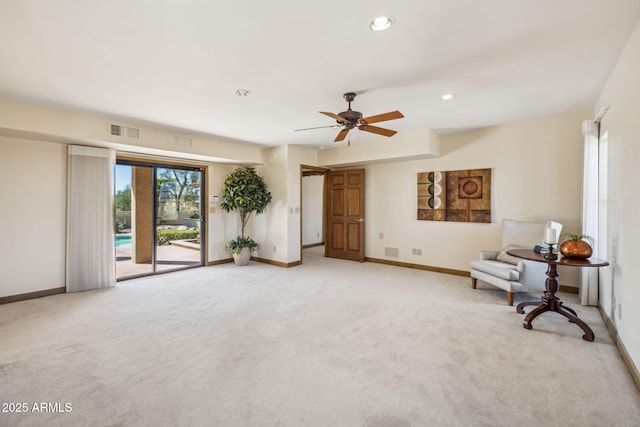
220, 166, 272, 265
559, 233, 595, 259
183, 212, 201, 229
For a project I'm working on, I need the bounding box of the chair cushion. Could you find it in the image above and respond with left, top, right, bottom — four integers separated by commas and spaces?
496, 244, 524, 265
470, 259, 520, 281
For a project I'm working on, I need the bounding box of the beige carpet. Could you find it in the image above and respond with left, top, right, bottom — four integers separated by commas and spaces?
1, 246, 639, 427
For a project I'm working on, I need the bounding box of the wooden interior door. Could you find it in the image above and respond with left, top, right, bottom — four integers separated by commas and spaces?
325, 169, 365, 262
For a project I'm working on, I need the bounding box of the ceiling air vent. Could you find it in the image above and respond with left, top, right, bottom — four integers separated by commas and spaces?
168, 135, 192, 148
109, 123, 140, 139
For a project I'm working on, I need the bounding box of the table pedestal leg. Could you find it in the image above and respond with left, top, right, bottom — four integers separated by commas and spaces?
516, 263, 595, 342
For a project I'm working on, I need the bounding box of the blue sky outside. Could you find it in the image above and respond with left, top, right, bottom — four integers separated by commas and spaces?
114, 164, 131, 192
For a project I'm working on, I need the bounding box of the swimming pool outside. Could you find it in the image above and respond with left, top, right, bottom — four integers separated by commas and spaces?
115, 235, 132, 247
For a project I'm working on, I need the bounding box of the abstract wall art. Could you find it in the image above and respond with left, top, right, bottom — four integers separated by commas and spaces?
417, 168, 491, 223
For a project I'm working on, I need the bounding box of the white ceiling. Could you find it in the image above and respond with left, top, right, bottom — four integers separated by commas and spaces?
1, 1, 639, 149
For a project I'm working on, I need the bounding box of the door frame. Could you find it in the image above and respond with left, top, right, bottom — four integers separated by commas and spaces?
115, 155, 208, 279
300, 165, 330, 261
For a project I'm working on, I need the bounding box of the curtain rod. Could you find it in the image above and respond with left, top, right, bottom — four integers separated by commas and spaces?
594, 105, 610, 123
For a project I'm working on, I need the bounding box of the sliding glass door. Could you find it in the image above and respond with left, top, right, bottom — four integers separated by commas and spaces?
155, 167, 203, 273
114, 161, 204, 280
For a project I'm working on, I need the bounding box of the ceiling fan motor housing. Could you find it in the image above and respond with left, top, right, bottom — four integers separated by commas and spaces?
338, 109, 363, 124
338, 92, 363, 125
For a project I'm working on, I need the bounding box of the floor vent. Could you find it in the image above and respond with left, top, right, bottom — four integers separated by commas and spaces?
109, 123, 140, 139
385, 247, 399, 258
169, 135, 192, 148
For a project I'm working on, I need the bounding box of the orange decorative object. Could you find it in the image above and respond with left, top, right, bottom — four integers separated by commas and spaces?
560, 239, 593, 259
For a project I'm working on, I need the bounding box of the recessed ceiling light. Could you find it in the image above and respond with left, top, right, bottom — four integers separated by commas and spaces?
441, 93, 455, 101
235, 89, 251, 97
370, 16, 394, 31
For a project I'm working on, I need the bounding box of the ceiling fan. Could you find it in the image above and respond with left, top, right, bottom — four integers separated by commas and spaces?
295, 92, 404, 142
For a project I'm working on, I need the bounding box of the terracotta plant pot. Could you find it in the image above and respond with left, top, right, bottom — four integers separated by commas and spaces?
559, 238, 593, 259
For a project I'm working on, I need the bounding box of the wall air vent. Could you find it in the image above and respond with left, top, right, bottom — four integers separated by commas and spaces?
385, 247, 399, 258
169, 135, 193, 148
109, 123, 140, 139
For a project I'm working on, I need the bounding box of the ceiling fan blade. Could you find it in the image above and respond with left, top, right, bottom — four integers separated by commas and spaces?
320, 111, 347, 123
294, 124, 341, 131
334, 128, 350, 142
360, 110, 404, 124
359, 124, 397, 137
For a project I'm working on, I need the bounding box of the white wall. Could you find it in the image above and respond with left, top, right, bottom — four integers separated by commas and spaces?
252, 145, 318, 264
0, 137, 67, 297
363, 109, 589, 286
253, 146, 289, 263
595, 19, 640, 373
302, 175, 323, 246
319, 128, 440, 166
207, 163, 237, 262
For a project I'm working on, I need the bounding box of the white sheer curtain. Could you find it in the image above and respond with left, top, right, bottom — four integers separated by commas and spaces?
67, 145, 116, 292
580, 120, 599, 305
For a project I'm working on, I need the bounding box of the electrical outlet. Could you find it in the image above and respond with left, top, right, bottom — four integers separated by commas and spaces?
379, 232, 384, 239
416, 248, 422, 256
316, 232, 320, 238
273, 246, 277, 253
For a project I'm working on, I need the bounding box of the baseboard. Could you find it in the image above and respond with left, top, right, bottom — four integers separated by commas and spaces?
365, 257, 469, 277
302, 242, 324, 249
206, 258, 233, 266
598, 305, 640, 393
252, 257, 302, 268
559, 285, 579, 294
206, 257, 301, 268
0, 287, 66, 305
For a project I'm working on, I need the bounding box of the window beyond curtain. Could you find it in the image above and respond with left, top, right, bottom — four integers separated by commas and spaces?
580, 120, 599, 305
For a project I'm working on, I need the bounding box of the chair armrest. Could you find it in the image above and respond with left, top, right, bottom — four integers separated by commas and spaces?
479, 250, 499, 260
516, 260, 549, 286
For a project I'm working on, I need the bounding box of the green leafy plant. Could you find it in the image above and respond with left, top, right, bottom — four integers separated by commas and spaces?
220, 166, 272, 254
226, 236, 258, 255
156, 229, 200, 246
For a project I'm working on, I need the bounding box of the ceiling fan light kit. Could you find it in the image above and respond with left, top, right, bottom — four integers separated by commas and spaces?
295, 92, 404, 143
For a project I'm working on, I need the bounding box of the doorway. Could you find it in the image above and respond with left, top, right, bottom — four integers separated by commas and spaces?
114, 160, 205, 280
300, 166, 365, 263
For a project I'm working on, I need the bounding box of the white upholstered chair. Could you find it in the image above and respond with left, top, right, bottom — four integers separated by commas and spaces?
470, 219, 562, 305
